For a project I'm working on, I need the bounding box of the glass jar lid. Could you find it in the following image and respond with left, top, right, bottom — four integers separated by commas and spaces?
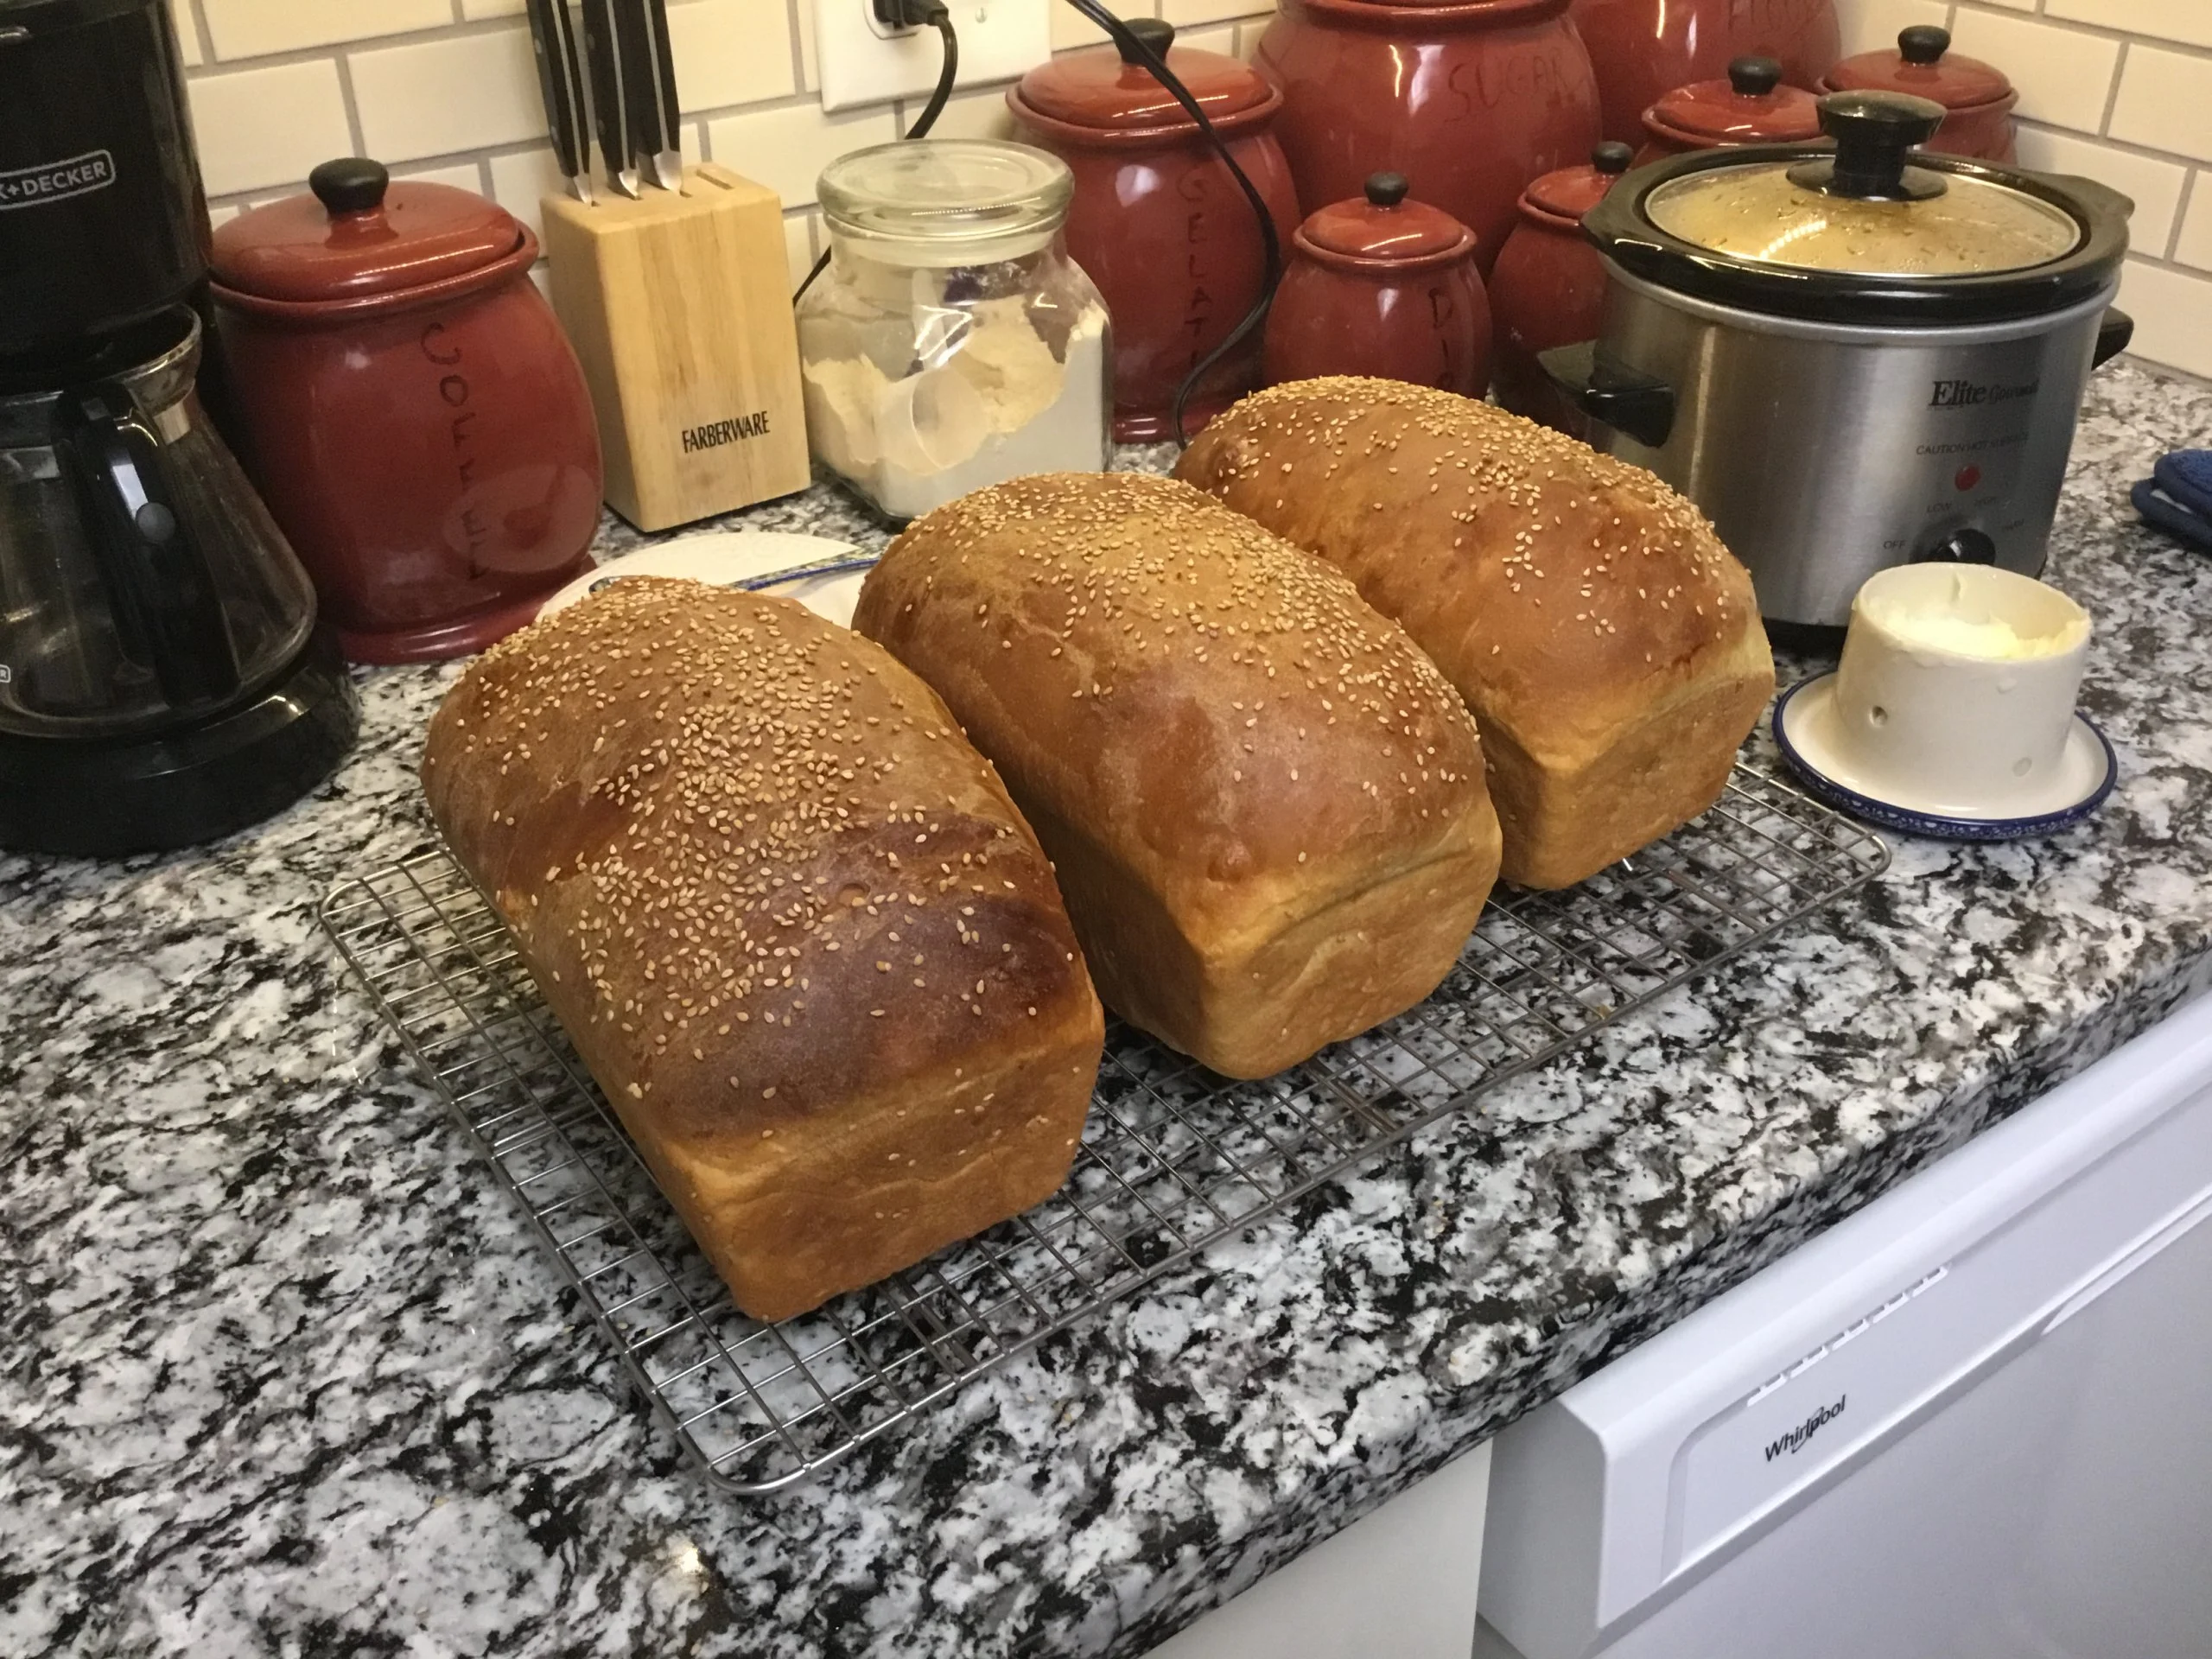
818, 139, 1074, 266
1643, 93, 2078, 277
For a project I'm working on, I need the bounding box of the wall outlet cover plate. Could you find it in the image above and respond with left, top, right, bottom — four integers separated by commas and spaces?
817, 0, 1050, 113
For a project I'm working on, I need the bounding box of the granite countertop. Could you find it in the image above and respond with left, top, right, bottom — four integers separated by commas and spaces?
8, 361, 2212, 1659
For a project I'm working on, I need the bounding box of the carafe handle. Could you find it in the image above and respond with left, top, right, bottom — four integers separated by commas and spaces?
51, 389, 243, 711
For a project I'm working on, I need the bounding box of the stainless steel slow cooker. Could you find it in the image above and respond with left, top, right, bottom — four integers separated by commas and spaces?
1542, 92, 2133, 640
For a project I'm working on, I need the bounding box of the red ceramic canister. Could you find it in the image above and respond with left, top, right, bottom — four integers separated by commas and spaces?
209, 158, 601, 664
1821, 26, 2018, 162
1254, 0, 1601, 278
1569, 0, 1840, 148
1262, 172, 1491, 396
1009, 20, 1300, 442
1486, 141, 1630, 434
1633, 56, 1822, 165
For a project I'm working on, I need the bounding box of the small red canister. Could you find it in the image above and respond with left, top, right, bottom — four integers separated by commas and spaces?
1634, 57, 1822, 165
1009, 20, 1300, 442
1820, 26, 2018, 162
1262, 173, 1491, 397
1254, 0, 1602, 281
1487, 142, 1630, 434
1569, 0, 1840, 148
210, 158, 601, 664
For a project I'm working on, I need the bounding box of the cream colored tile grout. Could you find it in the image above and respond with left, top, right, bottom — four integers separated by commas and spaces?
1948, 0, 2212, 58
2099, 41, 2127, 137
185, 12, 528, 77
2168, 169, 2201, 263
184, 0, 217, 65
334, 53, 370, 162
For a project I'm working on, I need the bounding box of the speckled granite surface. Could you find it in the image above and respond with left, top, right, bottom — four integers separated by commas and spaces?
6, 361, 2212, 1659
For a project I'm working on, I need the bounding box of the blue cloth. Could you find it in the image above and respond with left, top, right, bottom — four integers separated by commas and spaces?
2154, 448, 2212, 519
2133, 478, 2212, 552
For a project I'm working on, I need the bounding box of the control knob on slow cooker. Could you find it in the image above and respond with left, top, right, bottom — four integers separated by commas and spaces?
1923, 527, 1999, 565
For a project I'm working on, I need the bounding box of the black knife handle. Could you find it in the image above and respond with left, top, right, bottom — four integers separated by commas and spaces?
612, 0, 664, 180
641, 0, 682, 155
580, 0, 637, 194
524, 0, 586, 184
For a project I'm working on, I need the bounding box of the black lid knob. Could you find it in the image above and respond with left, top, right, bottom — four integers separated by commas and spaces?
1116, 16, 1174, 63
1364, 171, 1410, 207
310, 156, 389, 216
1897, 25, 1950, 65
1728, 56, 1783, 97
1592, 141, 1634, 175
1792, 91, 1948, 201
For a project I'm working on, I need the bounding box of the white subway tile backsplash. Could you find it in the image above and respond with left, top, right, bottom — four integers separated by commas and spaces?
460, 0, 526, 16
924, 85, 1021, 142
1947, 10, 2123, 135
1050, 0, 1122, 52
2118, 257, 2212, 378
2175, 176, 2212, 272
202, 0, 450, 61
169, 0, 202, 67
488, 145, 570, 244
2012, 125, 2190, 253
2110, 46, 2212, 167
2047, 1, 2212, 53
188, 60, 355, 195
393, 160, 493, 193
784, 210, 817, 288
704, 100, 896, 206
1160, 0, 1261, 28
670, 0, 798, 113
350, 26, 545, 163
1834, 0, 1948, 60
1173, 22, 1238, 57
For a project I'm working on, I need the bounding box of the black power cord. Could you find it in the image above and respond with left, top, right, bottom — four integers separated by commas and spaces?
1058, 0, 1282, 446
791, 0, 959, 302
794, 0, 1282, 448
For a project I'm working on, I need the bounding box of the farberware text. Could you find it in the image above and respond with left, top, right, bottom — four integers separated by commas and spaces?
682, 411, 772, 452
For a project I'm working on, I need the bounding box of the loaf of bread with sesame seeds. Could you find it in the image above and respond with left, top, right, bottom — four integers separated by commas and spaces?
854, 472, 1503, 1080
420, 578, 1104, 1323
1175, 378, 1774, 889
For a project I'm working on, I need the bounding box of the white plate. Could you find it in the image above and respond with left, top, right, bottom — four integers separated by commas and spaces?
536, 531, 876, 629
1773, 673, 2118, 842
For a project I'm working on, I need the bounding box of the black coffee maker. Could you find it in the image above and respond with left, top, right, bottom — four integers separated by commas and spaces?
1, 0, 353, 858
0, 0, 356, 856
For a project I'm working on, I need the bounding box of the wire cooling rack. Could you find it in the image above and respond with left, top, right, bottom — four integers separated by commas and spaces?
321, 764, 1887, 1495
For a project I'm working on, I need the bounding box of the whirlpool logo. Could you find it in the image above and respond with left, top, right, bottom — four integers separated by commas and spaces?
1764, 1395, 1847, 1462
0, 149, 116, 211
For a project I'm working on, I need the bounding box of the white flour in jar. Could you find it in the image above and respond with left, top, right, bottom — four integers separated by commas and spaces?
803, 297, 1109, 520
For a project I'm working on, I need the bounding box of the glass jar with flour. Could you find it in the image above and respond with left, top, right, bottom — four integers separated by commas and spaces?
798, 140, 1112, 522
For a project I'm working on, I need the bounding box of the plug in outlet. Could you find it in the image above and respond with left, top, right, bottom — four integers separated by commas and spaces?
817, 0, 1050, 114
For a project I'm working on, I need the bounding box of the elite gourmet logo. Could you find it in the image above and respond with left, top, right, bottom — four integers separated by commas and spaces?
0, 149, 116, 211
1930, 377, 2039, 409
1764, 1395, 1847, 1463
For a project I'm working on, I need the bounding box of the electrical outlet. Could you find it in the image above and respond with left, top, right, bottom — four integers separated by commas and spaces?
817, 0, 1051, 114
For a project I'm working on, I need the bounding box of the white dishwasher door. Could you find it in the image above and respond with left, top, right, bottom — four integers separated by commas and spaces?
1478, 991, 2212, 1659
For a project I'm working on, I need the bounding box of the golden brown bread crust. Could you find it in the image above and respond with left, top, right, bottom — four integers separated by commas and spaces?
419, 578, 1103, 1321
1174, 378, 1775, 888
853, 472, 1503, 1078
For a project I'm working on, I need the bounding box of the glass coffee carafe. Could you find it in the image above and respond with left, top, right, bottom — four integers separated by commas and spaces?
0, 308, 317, 740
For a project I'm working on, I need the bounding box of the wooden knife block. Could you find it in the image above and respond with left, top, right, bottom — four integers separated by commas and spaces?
543, 162, 810, 531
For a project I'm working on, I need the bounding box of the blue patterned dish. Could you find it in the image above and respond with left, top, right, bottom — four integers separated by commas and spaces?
1772, 673, 2118, 842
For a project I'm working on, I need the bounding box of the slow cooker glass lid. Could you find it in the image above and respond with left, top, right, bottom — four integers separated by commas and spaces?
1644, 159, 2080, 277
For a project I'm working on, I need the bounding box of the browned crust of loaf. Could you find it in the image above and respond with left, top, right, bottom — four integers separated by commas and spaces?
419, 578, 1103, 1319
854, 471, 1502, 1075
1174, 378, 1774, 886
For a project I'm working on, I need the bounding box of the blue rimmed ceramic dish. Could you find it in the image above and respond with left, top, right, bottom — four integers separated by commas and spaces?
1772, 672, 2118, 842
